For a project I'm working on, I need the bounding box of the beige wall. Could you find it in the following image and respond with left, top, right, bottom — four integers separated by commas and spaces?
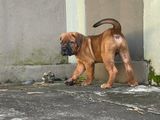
144, 0, 160, 74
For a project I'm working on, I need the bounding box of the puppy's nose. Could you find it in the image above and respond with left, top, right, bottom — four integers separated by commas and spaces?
61, 47, 67, 52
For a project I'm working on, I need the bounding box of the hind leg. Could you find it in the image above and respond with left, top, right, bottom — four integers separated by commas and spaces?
101, 53, 118, 89
120, 45, 138, 86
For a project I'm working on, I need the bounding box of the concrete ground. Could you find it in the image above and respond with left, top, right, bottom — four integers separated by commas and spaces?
0, 82, 160, 120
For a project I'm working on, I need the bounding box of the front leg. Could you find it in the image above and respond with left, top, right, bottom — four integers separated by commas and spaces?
65, 61, 85, 86
81, 63, 95, 86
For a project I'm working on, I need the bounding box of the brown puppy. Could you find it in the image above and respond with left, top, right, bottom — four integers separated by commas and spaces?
60, 18, 138, 89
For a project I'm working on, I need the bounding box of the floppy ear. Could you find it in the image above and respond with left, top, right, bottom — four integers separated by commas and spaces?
72, 32, 83, 48
60, 36, 62, 42
59, 33, 63, 42
77, 34, 83, 48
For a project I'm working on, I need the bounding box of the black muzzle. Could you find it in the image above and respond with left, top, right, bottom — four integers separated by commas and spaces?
61, 42, 74, 56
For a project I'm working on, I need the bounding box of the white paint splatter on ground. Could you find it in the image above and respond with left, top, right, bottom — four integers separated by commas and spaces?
104, 85, 160, 94
128, 85, 160, 92
0, 108, 27, 120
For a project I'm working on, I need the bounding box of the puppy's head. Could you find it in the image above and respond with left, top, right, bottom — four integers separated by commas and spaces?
60, 32, 83, 56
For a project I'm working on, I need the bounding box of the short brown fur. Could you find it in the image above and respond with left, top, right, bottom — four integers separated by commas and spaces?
60, 18, 138, 89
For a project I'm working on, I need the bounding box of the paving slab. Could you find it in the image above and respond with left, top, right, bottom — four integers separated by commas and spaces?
0, 82, 160, 120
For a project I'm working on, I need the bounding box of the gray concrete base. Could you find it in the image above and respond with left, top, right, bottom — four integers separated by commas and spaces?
0, 64, 75, 83
95, 61, 149, 84
0, 61, 149, 84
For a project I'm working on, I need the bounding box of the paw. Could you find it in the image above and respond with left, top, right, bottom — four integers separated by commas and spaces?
128, 80, 138, 87
64, 78, 76, 86
100, 83, 112, 89
81, 80, 92, 86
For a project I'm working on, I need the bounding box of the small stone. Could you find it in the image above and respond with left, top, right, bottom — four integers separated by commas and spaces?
4, 79, 13, 84
22, 80, 35, 85
42, 71, 55, 83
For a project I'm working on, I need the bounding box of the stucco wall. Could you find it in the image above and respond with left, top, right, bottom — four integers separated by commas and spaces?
144, 0, 160, 74
0, 0, 149, 83
0, 0, 66, 66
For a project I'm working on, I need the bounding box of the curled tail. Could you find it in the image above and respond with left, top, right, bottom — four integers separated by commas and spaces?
93, 18, 121, 33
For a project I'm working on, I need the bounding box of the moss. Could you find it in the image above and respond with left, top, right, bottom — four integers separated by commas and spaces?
14, 49, 68, 65
15, 48, 50, 65
75, 76, 86, 85
148, 60, 160, 86
54, 54, 68, 64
